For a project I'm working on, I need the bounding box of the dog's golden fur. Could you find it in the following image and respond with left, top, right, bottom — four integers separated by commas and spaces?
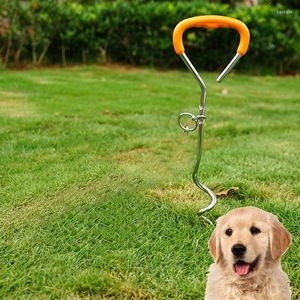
205, 207, 292, 300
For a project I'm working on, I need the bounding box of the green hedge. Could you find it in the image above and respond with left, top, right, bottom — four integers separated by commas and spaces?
0, 1, 299, 74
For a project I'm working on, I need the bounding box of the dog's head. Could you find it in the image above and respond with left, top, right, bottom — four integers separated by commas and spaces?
208, 207, 291, 278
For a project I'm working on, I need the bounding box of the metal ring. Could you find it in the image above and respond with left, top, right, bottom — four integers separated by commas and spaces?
178, 112, 198, 132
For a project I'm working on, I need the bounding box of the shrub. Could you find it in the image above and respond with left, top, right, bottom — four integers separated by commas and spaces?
102, 1, 299, 74
0, 1, 299, 74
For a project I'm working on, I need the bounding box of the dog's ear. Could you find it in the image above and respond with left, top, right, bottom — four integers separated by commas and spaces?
208, 228, 221, 263
269, 214, 292, 261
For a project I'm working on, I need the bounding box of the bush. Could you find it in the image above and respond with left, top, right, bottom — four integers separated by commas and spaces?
102, 1, 299, 74
0, 0, 299, 74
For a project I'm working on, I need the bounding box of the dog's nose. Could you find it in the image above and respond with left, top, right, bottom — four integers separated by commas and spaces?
231, 244, 247, 257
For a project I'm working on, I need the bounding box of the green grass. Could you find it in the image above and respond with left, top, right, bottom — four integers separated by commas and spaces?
0, 65, 299, 299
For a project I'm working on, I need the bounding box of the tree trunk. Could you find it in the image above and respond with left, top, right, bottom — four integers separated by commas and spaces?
98, 46, 107, 64
30, 30, 37, 65
38, 41, 51, 65
0, 46, 4, 64
4, 35, 12, 66
82, 48, 86, 64
61, 45, 67, 67
4, 13, 16, 66
14, 36, 26, 66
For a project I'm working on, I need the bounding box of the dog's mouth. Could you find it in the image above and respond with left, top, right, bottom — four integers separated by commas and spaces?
234, 256, 260, 276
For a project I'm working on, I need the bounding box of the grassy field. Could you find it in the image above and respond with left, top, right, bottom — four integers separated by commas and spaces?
0, 66, 299, 299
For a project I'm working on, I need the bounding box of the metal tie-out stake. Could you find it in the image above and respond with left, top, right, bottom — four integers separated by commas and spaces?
173, 16, 250, 217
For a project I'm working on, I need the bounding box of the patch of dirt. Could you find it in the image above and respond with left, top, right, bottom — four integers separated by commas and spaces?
148, 183, 209, 208
114, 147, 149, 162
0, 91, 33, 118
100, 63, 142, 73
29, 77, 56, 85
0, 98, 33, 118
252, 102, 285, 111
258, 183, 299, 204
0, 179, 107, 228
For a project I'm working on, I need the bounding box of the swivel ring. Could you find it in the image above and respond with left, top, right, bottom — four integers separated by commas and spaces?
178, 112, 206, 133
178, 112, 199, 132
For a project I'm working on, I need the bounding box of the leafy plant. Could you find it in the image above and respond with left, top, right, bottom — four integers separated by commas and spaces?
0, 0, 299, 74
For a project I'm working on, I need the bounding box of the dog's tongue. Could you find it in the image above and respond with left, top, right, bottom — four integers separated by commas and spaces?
235, 262, 250, 275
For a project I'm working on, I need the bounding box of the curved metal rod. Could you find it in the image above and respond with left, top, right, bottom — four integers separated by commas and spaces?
217, 53, 241, 83
179, 53, 217, 215
193, 122, 217, 214
178, 52, 241, 214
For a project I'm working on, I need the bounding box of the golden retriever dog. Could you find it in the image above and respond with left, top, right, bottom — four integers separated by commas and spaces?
205, 207, 292, 300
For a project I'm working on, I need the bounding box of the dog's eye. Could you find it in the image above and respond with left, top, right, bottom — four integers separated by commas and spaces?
250, 226, 261, 235
225, 228, 233, 236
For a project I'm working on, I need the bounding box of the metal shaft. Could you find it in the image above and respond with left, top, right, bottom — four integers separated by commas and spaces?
180, 53, 216, 214
193, 123, 217, 214
217, 53, 241, 83
178, 52, 242, 214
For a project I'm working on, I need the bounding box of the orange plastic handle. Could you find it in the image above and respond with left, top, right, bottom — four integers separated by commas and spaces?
173, 15, 250, 56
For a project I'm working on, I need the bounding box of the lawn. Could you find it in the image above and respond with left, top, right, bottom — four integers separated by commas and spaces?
0, 66, 299, 299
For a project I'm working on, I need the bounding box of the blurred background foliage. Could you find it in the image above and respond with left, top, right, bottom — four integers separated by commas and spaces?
0, 0, 299, 74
